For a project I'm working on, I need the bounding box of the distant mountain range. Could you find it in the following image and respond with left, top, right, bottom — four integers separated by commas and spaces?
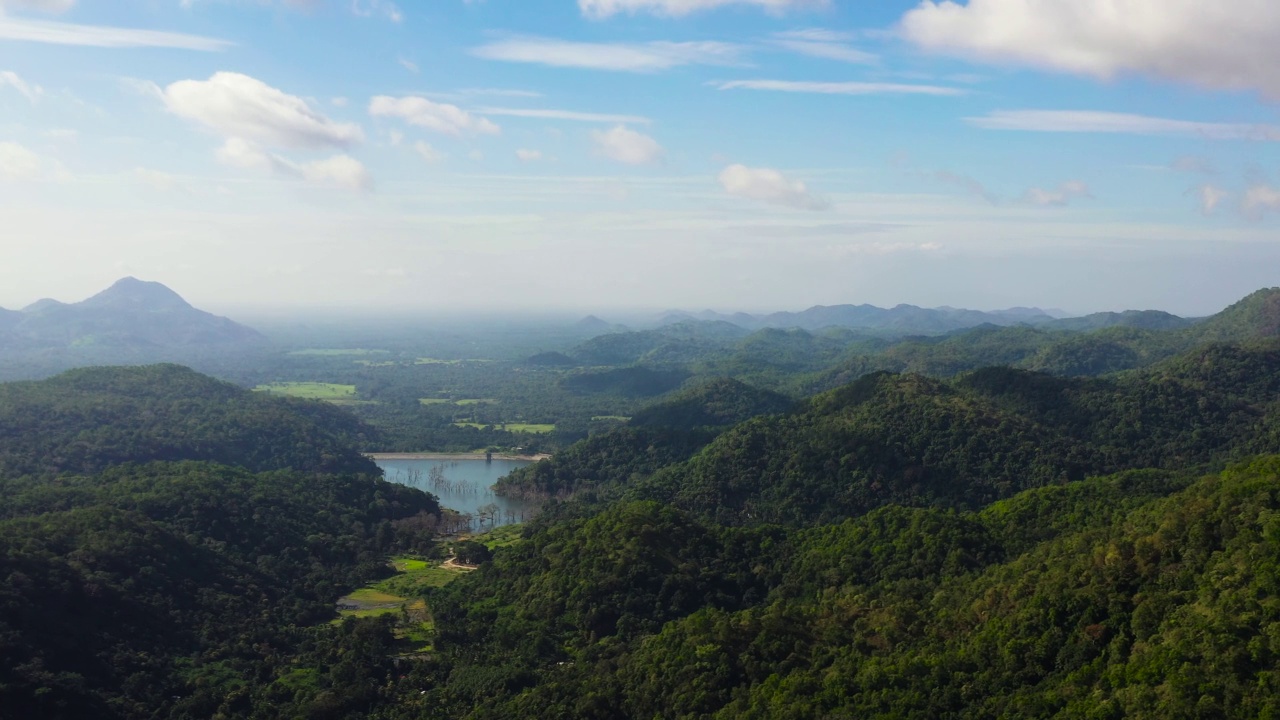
618, 301, 1196, 336
0, 278, 265, 357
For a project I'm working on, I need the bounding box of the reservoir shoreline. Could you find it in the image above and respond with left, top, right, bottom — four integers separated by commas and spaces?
368, 452, 551, 462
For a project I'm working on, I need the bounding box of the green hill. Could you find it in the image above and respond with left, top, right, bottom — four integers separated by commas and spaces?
634, 341, 1280, 525
628, 378, 793, 430
0, 364, 378, 477
0, 364, 441, 719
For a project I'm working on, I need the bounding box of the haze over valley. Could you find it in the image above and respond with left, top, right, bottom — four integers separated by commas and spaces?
6, 1, 1280, 719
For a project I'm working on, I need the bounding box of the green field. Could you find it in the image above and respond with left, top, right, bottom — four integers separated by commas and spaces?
419, 398, 453, 405
453, 422, 556, 434
334, 556, 470, 652
254, 382, 361, 404
473, 524, 525, 550
455, 398, 499, 406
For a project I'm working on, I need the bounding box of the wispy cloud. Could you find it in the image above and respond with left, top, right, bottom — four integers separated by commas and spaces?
472, 36, 745, 72
592, 125, 664, 165
1244, 184, 1280, 219
769, 29, 877, 64
579, 0, 828, 19
0, 0, 75, 13
370, 95, 500, 136
716, 79, 965, 96
350, 0, 402, 23
933, 170, 998, 204
217, 137, 373, 191
164, 72, 363, 149
0, 16, 231, 51
476, 107, 651, 124
932, 170, 1092, 208
719, 164, 828, 210
1193, 184, 1228, 215
0, 70, 41, 102
459, 88, 543, 99
968, 110, 1280, 141
1022, 180, 1092, 207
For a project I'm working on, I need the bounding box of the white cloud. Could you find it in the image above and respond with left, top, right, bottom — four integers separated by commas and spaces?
300, 153, 373, 191
41, 128, 77, 142
516, 149, 543, 162
0, 16, 230, 50
133, 167, 184, 192
579, 0, 827, 19
591, 125, 664, 165
770, 29, 877, 64
1195, 184, 1228, 215
369, 95, 500, 136
415, 140, 444, 164
388, 129, 404, 146
932, 170, 1091, 207
331, 96, 349, 107
0, 70, 41, 102
718, 164, 828, 210
0, 0, 75, 12
0, 141, 42, 179
469, 149, 485, 162
1022, 180, 1091, 207
459, 88, 543, 98
477, 107, 651, 124
164, 72, 363, 149
716, 79, 965, 96
216, 137, 278, 171
934, 170, 998, 204
216, 137, 372, 191
398, 57, 419, 74
350, 0, 401, 22
967, 110, 1280, 141
1244, 185, 1280, 218
902, 0, 1280, 99
472, 36, 744, 72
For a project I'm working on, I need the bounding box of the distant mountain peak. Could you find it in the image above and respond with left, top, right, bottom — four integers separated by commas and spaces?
81, 277, 193, 311
21, 298, 67, 314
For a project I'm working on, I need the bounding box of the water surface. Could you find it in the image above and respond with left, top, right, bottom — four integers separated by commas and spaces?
377, 458, 536, 531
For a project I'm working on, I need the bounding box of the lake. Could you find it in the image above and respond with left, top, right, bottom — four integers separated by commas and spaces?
377, 457, 538, 531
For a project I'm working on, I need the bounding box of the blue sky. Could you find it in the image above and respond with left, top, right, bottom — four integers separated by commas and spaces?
2, 0, 1279, 316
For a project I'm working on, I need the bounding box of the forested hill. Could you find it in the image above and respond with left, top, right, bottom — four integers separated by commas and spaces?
0, 364, 441, 718
496, 378, 793, 500
632, 340, 1280, 525
628, 378, 793, 430
0, 364, 378, 477
424, 458, 1280, 719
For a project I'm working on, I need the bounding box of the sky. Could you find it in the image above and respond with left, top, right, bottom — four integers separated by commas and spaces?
2, 0, 1280, 317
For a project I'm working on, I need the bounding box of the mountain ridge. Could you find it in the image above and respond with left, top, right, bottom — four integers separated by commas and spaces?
0, 277, 266, 355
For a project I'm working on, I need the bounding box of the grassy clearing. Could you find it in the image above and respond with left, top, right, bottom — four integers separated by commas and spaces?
346, 588, 404, 605
355, 360, 399, 368
419, 398, 453, 405
456, 398, 499, 406
254, 382, 359, 404
332, 556, 473, 654
289, 348, 389, 356
472, 524, 525, 550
